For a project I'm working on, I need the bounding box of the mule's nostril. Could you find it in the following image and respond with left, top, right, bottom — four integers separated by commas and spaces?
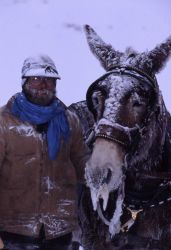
102, 168, 112, 184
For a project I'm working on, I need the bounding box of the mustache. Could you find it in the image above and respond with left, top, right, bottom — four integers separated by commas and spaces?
30, 88, 55, 96
23, 84, 56, 105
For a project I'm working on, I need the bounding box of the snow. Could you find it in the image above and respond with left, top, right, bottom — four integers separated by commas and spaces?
94, 73, 144, 126
25, 157, 36, 165
0, 0, 171, 112
102, 75, 130, 121
25, 222, 38, 234
22, 54, 60, 79
9, 124, 42, 138
109, 181, 125, 236
42, 176, 56, 194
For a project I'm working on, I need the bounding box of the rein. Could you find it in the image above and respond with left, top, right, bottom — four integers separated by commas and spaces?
125, 172, 171, 210
97, 173, 171, 233
121, 173, 171, 232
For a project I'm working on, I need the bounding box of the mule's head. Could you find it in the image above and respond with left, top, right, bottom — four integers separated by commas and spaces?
84, 25, 171, 226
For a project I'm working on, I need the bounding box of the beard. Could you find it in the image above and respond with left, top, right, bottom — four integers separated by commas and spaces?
23, 84, 56, 106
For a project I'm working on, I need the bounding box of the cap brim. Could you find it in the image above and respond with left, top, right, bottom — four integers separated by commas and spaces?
23, 68, 61, 79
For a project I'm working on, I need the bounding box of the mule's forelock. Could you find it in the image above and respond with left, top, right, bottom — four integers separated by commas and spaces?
84, 25, 171, 75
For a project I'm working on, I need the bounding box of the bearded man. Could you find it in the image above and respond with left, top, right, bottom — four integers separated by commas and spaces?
0, 55, 89, 250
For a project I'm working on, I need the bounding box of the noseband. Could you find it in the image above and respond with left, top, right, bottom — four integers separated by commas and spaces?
92, 65, 159, 149
96, 123, 141, 149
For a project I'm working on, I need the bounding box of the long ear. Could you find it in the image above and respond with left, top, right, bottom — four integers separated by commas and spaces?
84, 25, 122, 71
147, 36, 171, 73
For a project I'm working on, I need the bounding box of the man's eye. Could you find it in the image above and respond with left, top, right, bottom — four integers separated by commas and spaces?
31, 77, 40, 83
46, 79, 51, 83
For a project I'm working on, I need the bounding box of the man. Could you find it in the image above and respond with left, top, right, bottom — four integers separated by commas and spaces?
0, 55, 89, 250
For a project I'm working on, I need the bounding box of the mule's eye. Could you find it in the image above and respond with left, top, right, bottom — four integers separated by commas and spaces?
131, 92, 147, 108
92, 90, 106, 107
133, 100, 143, 107
91, 90, 105, 121
92, 91, 100, 107
93, 96, 98, 104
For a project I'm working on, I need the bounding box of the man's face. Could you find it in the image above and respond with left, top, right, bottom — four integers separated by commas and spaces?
23, 76, 56, 106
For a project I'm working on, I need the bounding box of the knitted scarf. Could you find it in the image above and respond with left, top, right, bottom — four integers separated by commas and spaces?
12, 93, 70, 160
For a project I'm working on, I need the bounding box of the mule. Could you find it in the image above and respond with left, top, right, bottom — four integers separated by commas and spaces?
70, 25, 171, 249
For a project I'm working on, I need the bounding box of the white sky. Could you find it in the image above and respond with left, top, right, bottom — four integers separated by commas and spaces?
0, 0, 171, 111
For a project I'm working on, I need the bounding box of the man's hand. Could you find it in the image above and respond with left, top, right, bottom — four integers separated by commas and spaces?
0, 237, 4, 249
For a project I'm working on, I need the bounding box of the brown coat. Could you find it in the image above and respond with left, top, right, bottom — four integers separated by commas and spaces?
0, 97, 89, 239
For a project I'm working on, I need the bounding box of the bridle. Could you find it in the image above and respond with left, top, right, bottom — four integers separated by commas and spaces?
86, 65, 170, 233
86, 65, 160, 150
96, 123, 143, 150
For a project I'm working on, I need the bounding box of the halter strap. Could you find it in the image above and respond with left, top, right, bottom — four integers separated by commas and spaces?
89, 65, 163, 148
96, 124, 141, 148
107, 64, 158, 88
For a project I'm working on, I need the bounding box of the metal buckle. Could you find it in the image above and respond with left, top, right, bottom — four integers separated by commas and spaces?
127, 207, 143, 220
121, 207, 143, 232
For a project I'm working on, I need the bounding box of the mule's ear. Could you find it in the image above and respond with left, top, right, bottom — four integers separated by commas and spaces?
147, 35, 171, 74
84, 25, 122, 71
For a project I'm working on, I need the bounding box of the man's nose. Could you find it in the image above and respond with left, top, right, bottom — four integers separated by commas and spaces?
40, 80, 47, 88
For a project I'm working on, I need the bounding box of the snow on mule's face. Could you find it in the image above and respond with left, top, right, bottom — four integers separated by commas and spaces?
85, 73, 154, 211
99, 74, 153, 127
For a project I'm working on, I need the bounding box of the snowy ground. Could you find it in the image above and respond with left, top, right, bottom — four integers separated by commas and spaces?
0, 0, 171, 111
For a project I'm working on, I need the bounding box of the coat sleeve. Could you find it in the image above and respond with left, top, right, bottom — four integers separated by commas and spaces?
68, 111, 91, 184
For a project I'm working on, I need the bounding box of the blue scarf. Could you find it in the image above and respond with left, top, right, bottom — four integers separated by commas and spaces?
12, 93, 70, 160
